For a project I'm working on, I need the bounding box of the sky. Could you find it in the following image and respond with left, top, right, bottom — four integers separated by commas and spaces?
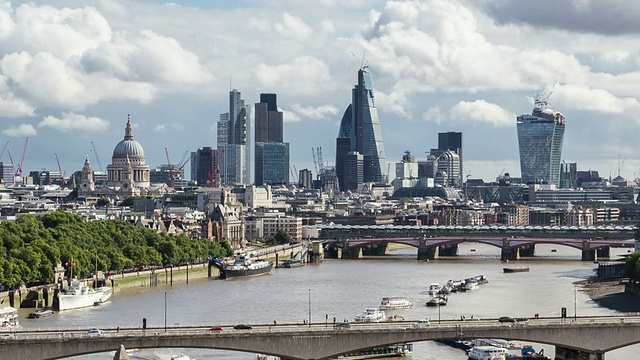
1, 0, 640, 184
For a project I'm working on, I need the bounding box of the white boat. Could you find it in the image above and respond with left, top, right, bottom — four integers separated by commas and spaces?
379, 297, 412, 310
223, 254, 273, 279
354, 308, 386, 323
0, 306, 19, 331
464, 280, 479, 291
171, 354, 192, 360
428, 283, 441, 295
467, 346, 508, 360
58, 278, 113, 311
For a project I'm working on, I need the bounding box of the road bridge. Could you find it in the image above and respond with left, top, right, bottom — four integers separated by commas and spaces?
2, 315, 639, 360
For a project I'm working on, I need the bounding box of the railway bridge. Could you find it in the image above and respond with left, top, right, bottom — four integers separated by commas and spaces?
2, 315, 639, 360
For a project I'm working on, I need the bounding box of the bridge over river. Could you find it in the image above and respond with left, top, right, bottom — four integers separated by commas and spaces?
312, 224, 638, 261
3, 315, 639, 360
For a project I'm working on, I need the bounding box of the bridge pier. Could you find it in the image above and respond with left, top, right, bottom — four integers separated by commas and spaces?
342, 247, 362, 259
582, 240, 597, 262
361, 244, 388, 256
417, 238, 436, 260
323, 245, 341, 259
597, 247, 610, 258
501, 238, 520, 261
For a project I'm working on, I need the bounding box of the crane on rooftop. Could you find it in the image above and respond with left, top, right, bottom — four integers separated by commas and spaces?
209, 149, 225, 187
0, 141, 8, 162
54, 153, 65, 189
14, 137, 28, 185
91, 141, 109, 217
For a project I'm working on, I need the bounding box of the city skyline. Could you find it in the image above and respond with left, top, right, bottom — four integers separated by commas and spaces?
1, 0, 640, 182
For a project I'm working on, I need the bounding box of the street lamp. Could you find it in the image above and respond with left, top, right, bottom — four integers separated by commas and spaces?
164, 291, 167, 332
308, 289, 311, 328
438, 301, 441, 324
574, 285, 577, 320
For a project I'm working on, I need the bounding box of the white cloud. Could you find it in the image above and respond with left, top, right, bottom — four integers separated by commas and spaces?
2, 123, 36, 137
38, 112, 110, 132
551, 84, 640, 114
282, 110, 301, 123
290, 104, 339, 120
449, 100, 514, 127
275, 13, 312, 41
154, 123, 184, 132
253, 56, 334, 96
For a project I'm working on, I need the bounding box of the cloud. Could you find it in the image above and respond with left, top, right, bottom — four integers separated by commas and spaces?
38, 112, 110, 132
482, 0, 640, 35
281, 110, 301, 123
154, 123, 184, 132
253, 56, 334, 96
2, 123, 36, 137
275, 12, 312, 41
449, 100, 514, 127
550, 84, 640, 114
290, 104, 339, 120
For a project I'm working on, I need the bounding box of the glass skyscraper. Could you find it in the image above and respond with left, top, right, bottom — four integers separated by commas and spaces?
517, 98, 566, 185
335, 66, 387, 190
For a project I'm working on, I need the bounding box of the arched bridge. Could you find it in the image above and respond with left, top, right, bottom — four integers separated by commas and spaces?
321, 236, 636, 261
3, 315, 639, 360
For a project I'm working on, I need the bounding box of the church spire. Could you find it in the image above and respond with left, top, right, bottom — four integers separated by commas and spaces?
124, 114, 134, 140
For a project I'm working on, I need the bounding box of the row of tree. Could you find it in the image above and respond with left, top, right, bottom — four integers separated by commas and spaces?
625, 250, 640, 281
0, 211, 234, 290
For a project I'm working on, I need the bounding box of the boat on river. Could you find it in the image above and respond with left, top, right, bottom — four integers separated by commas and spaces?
426, 294, 448, 307
57, 278, 113, 311
378, 296, 412, 310
259, 343, 412, 360
467, 346, 508, 360
503, 266, 530, 273
283, 258, 304, 268
0, 306, 19, 331
27, 309, 54, 319
224, 254, 273, 278
354, 308, 386, 323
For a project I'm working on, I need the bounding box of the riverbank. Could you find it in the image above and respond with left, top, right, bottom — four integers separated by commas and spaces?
578, 279, 640, 313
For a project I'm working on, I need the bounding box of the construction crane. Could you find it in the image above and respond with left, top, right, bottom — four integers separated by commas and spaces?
165, 148, 175, 189
317, 147, 324, 171
54, 153, 65, 189
14, 137, 28, 185
293, 165, 298, 183
311, 148, 319, 177
210, 149, 225, 187
0, 141, 8, 162
91, 142, 109, 217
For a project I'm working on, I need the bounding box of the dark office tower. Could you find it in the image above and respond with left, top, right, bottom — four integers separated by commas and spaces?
298, 168, 313, 189
343, 151, 364, 191
335, 67, 387, 190
255, 142, 289, 185
255, 93, 283, 143
195, 147, 217, 186
517, 97, 566, 185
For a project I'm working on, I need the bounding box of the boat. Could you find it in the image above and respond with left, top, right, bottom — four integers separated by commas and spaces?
223, 254, 273, 278
27, 309, 54, 319
0, 306, 19, 330
354, 308, 386, 323
282, 258, 304, 268
503, 266, 530, 273
463, 279, 479, 291
426, 294, 447, 307
509, 345, 549, 359
337, 343, 413, 359
378, 296, 412, 310
170, 354, 191, 360
57, 277, 113, 311
428, 283, 441, 295
436, 338, 474, 351
467, 346, 508, 360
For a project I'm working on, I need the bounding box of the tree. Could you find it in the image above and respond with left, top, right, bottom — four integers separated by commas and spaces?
273, 229, 292, 245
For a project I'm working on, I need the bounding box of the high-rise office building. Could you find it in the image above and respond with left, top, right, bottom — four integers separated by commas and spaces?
218, 89, 250, 185
517, 97, 566, 185
335, 66, 387, 191
254, 93, 289, 185
343, 151, 364, 191
429, 132, 463, 188
255, 93, 283, 143
195, 147, 218, 186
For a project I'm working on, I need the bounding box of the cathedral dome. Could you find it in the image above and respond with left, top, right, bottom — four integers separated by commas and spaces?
112, 115, 145, 159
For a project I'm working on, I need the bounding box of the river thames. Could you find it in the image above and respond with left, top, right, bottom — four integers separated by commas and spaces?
19, 243, 638, 360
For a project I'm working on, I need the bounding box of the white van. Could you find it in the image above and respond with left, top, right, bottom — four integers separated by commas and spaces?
413, 319, 430, 328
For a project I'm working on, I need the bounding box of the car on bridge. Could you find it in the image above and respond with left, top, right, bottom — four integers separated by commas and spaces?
208, 326, 224, 332
85, 328, 103, 337
233, 324, 252, 330
334, 321, 351, 330
498, 316, 516, 323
